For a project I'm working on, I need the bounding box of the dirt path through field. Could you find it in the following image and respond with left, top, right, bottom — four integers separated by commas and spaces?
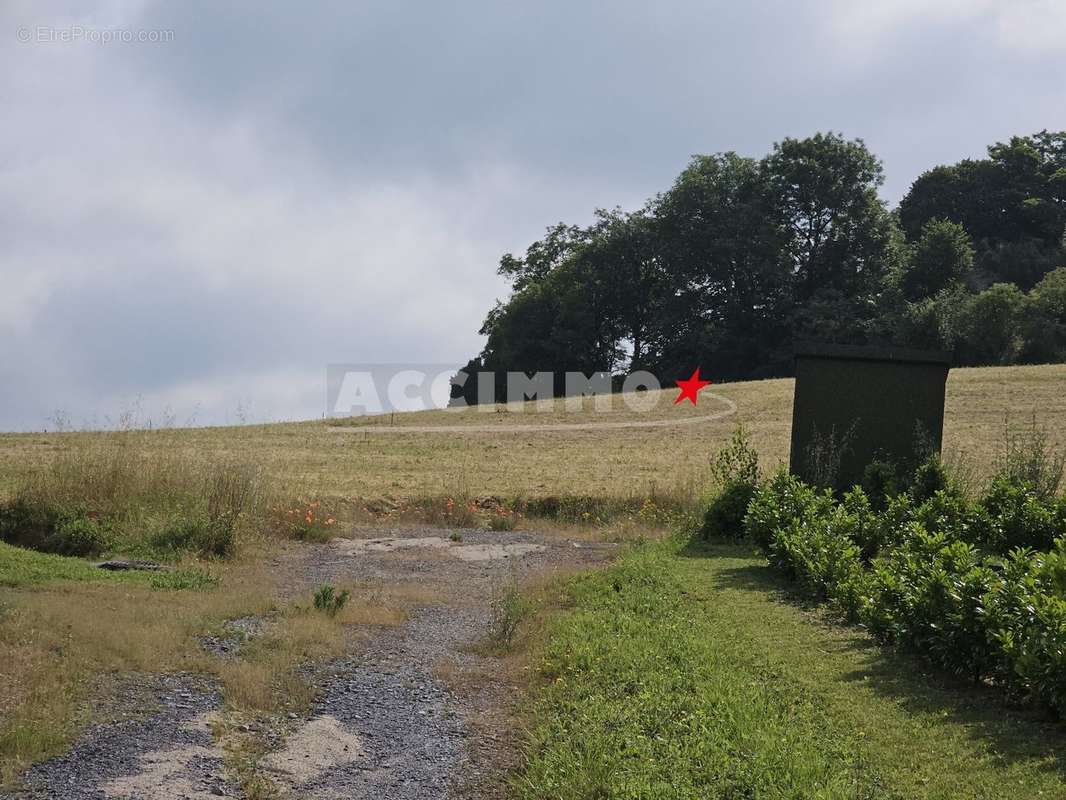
5, 528, 615, 799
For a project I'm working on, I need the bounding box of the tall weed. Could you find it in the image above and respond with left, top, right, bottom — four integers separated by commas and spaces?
995, 415, 1065, 499
700, 425, 760, 540
0, 433, 262, 559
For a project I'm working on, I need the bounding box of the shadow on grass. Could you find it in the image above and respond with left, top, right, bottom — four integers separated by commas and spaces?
677, 536, 752, 561
678, 537, 810, 600
685, 535, 1066, 779
833, 637, 1066, 778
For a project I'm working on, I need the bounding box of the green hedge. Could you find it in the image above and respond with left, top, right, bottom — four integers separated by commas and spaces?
743, 472, 1066, 717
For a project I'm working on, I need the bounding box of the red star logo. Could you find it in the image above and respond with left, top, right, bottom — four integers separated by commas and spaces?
674, 367, 712, 406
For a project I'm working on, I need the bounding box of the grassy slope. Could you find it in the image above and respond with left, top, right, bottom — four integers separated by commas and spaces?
517, 539, 1066, 799
2, 364, 1063, 501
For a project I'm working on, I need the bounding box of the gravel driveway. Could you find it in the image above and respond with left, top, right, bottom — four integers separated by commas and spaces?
3, 527, 615, 799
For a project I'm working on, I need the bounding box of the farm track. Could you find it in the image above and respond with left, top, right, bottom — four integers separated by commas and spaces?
3, 528, 616, 799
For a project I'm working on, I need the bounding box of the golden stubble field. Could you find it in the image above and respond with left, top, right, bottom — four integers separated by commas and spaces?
1, 364, 1064, 502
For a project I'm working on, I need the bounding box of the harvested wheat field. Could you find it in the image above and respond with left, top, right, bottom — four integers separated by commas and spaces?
2, 364, 1064, 502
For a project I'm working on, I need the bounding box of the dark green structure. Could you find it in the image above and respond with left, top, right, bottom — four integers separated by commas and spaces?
789, 343, 951, 490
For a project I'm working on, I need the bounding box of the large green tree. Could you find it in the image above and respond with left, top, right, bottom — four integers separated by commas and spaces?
762, 133, 895, 303
653, 152, 791, 377
1021, 266, 1066, 363
954, 283, 1027, 365
573, 208, 671, 371
900, 218, 975, 300
458, 129, 1064, 402
899, 131, 1066, 289
496, 222, 589, 293
479, 258, 617, 375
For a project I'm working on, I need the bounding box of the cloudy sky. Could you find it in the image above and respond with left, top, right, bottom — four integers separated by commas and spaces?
2, 1, 1065, 430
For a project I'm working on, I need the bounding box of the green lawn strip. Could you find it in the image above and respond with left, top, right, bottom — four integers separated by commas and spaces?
516, 538, 1066, 799
0, 541, 148, 588
0, 541, 218, 591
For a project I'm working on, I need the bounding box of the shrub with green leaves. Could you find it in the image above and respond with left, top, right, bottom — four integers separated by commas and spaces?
861, 454, 952, 511
150, 514, 236, 558
46, 514, 111, 557
0, 499, 61, 551
751, 466, 1066, 717
313, 584, 350, 616
909, 457, 952, 504
985, 541, 1066, 715
0, 501, 111, 557
743, 470, 833, 555
768, 502, 867, 619
973, 478, 1066, 554
861, 459, 902, 510
734, 416, 1066, 716
837, 487, 881, 562
699, 481, 756, 540
911, 489, 971, 539
709, 423, 760, 488
700, 425, 760, 540
865, 528, 999, 679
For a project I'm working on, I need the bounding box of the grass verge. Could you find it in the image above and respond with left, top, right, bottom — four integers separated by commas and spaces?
0, 541, 146, 588
515, 537, 1066, 799
0, 542, 218, 591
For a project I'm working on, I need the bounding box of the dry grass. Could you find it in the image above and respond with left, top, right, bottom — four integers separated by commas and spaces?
3, 365, 1062, 503
1, 429, 266, 559
220, 614, 339, 715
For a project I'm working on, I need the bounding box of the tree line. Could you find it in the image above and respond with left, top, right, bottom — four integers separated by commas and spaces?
456, 131, 1066, 398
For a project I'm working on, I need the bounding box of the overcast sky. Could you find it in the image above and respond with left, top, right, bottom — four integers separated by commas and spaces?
2, 1, 1065, 431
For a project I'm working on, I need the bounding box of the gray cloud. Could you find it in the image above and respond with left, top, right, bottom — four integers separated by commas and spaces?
2, 0, 1065, 429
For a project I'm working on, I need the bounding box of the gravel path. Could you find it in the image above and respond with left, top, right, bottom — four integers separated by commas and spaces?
272, 527, 615, 799
290, 612, 470, 799
6, 674, 237, 799
2, 527, 614, 799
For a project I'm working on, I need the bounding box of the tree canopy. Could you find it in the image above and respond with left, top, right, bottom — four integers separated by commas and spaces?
457, 130, 1066, 397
